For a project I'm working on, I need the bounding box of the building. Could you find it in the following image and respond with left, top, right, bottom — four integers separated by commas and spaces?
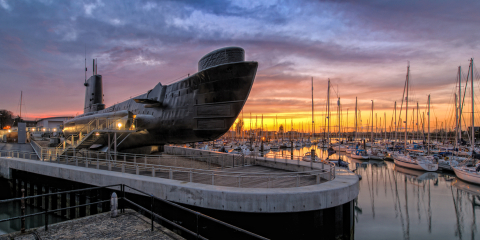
36, 116, 73, 132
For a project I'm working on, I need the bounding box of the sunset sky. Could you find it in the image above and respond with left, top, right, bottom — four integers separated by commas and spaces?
1, 0, 479, 133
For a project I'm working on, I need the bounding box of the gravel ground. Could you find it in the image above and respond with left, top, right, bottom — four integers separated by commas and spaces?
0, 210, 184, 240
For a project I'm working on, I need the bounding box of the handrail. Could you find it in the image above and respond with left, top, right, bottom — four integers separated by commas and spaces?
0, 184, 268, 239
0, 149, 335, 188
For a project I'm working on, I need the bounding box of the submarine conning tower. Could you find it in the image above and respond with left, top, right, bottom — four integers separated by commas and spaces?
198, 47, 245, 71
84, 59, 105, 114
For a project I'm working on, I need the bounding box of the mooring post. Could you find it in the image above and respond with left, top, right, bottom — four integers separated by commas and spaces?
311, 149, 315, 170
110, 192, 118, 218
21, 189, 25, 233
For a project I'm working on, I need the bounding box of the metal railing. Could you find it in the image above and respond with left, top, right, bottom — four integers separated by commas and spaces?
0, 149, 335, 188
0, 184, 268, 240
56, 116, 138, 155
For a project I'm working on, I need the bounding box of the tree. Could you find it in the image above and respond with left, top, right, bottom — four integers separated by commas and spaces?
0, 110, 13, 129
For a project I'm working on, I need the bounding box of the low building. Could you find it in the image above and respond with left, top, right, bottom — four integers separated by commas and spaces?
36, 116, 74, 132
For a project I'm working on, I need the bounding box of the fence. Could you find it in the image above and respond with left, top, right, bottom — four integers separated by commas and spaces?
0, 184, 268, 240
0, 149, 335, 188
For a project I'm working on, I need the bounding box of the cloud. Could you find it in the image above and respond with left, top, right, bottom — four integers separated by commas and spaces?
0, 0, 477, 129
0, 0, 10, 11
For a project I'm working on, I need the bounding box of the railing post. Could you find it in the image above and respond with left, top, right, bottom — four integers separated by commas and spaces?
333, 165, 336, 179
21, 189, 25, 233
144, 156, 147, 168
151, 195, 154, 232
189, 171, 192, 182
316, 174, 320, 184
85, 158, 89, 168
152, 167, 155, 177
122, 163, 125, 173
44, 189, 49, 231
75, 158, 78, 166
169, 168, 173, 179
211, 173, 215, 185
96, 155, 100, 169
108, 162, 112, 171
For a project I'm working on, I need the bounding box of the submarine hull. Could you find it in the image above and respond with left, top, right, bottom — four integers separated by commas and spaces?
64, 61, 258, 150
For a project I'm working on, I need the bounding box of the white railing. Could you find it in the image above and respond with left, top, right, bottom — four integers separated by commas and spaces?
0, 149, 335, 188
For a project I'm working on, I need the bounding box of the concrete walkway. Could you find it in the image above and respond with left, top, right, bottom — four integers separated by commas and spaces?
0, 210, 184, 240
0, 143, 33, 152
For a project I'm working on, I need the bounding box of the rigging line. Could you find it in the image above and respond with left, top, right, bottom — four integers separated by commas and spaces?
460, 64, 472, 122
398, 77, 407, 130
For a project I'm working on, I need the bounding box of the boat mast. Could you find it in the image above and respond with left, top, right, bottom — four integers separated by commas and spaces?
455, 93, 458, 156
459, 66, 462, 141
417, 102, 419, 142
371, 100, 374, 144
405, 64, 409, 152
384, 112, 387, 143
471, 58, 474, 156
338, 97, 340, 143
355, 97, 358, 141
327, 79, 330, 147
428, 94, 431, 155
19, 90, 22, 120
312, 77, 315, 142
394, 101, 397, 147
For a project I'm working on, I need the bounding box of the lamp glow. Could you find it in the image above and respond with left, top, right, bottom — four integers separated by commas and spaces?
117, 123, 122, 128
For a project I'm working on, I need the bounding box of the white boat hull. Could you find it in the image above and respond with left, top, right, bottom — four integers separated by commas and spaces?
453, 167, 480, 185
393, 156, 438, 171
351, 154, 369, 160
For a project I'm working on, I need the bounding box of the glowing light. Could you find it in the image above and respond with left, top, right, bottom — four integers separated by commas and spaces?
53, 129, 56, 132
117, 123, 122, 128
8, 130, 11, 133
43, 128, 46, 132
95, 132, 100, 136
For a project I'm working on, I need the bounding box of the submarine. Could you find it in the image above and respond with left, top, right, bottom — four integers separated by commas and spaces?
63, 47, 258, 152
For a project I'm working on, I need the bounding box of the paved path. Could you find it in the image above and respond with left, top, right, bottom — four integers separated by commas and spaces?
0, 143, 33, 152
0, 210, 184, 240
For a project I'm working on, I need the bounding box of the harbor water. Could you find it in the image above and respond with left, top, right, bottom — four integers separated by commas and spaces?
274, 145, 480, 240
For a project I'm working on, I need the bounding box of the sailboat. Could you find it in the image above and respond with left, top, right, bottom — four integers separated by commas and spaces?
393, 64, 438, 171
453, 58, 480, 184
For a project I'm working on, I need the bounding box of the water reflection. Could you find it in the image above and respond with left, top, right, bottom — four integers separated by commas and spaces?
349, 155, 480, 240
0, 201, 66, 235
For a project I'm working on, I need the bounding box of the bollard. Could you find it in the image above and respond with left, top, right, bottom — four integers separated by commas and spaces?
152, 167, 155, 177
311, 149, 315, 169
21, 189, 25, 233
136, 165, 139, 175
122, 164, 125, 173
75, 158, 78, 166
108, 162, 112, 171
110, 192, 118, 218
85, 159, 89, 168
189, 171, 193, 182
